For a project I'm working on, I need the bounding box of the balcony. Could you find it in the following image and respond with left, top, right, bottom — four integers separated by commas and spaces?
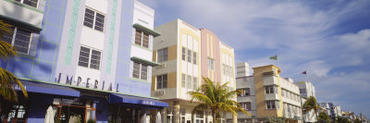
263, 75, 278, 86
0, 0, 44, 32
265, 93, 279, 100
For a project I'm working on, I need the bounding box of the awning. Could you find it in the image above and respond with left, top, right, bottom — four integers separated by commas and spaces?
133, 23, 161, 37
15, 80, 80, 97
109, 93, 168, 107
131, 56, 160, 66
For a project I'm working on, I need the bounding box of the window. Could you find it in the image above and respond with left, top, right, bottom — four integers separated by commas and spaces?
131, 61, 148, 80
182, 47, 186, 61
2, 27, 32, 55
134, 30, 150, 48
238, 88, 250, 97
282, 89, 286, 97
193, 77, 198, 90
78, 46, 101, 70
187, 75, 192, 89
182, 74, 186, 88
193, 52, 197, 64
266, 101, 279, 109
6, 104, 27, 122
15, 0, 38, 8
83, 8, 105, 32
265, 86, 276, 94
208, 58, 214, 70
157, 74, 167, 89
240, 102, 252, 110
187, 49, 192, 63
157, 48, 168, 62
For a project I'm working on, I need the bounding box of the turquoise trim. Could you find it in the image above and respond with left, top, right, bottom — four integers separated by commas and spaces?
133, 23, 160, 37
106, 0, 118, 74
4, 0, 43, 13
64, 0, 80, 65
129, 78, 151, 84
131, 56, 160, 66
17, 77, 159, 99
132, 44, 152, 52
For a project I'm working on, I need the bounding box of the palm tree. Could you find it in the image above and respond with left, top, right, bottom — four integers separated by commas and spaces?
302, 96, 320, 122
0, 20, 28, 102
188, 77, 249, 123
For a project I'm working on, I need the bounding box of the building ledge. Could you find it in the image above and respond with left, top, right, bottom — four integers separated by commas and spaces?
133, 23, 160, 37
131, 56, 160, 66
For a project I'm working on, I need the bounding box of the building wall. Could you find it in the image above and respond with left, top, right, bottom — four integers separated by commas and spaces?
178, 20, 201, 100
200, 28, 221, 83
253, 65, 281, 118
220, 42, 235, 89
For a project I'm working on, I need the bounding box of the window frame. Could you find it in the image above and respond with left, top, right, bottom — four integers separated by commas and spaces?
2, 27, 33, 55
157, 48, 168, 62
208, 58, 215, 71
266, 100, 279, 110
157, 74, 167, 89
78, 46, 102, 70
15, 0, 39, 8
83, 7, 105, 32
131, 61, 149, 81
134, 29, 150, 48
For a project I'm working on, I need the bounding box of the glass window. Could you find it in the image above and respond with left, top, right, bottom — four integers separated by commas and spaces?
90, 50, 101, 70
83, 8, 105, 32
2, 27, 33, 55
95, 13, 105, 31
182, 47, 186, 61
266, 101, 277, 109
157, 74, 167, 89
78, 47, 90, 67
142, 33, 149, 48
16, 0, 38, 8
83, 8, 95, 28
133, 62, 140, 79
141, 64, 148, 80
193, 52, 197, 64
187, 49, 192, 63
208, 58, 214, 70
182, 74, 186, 88
6, 104, 27, 122
157, 48, 168, 62
240, 102, 252, 110
134, 30, 150, 48
265, 86, 276, 94
187, 75, 192, 89
193, 77, 198, 90
78, 46, 101, 70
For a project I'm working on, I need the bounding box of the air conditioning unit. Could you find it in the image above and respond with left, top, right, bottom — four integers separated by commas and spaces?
154, 90, 165, 96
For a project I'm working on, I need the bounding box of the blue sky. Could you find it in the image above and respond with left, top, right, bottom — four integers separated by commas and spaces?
140, 0, 370, 118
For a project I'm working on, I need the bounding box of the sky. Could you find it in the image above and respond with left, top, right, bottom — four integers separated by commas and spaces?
139, 0, 370, 118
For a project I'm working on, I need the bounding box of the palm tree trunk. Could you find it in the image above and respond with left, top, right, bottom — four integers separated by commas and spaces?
212, 109, 217, 123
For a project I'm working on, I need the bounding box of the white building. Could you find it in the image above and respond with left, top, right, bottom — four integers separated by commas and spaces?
295, 81, 317, 122
232, 63, 302, 123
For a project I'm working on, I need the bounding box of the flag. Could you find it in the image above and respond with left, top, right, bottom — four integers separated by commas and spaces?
302, 71, 307, 75
269, 55, 277, 60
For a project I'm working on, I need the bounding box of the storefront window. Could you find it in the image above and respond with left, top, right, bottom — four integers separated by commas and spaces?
53, 98, 96, 123
6, 104, 27, 123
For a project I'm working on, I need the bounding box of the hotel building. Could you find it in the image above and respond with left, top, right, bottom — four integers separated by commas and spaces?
231, 63, 303, 123
295, 81, 317, 122
0, 0, 167, 122
151, 19, 236, 123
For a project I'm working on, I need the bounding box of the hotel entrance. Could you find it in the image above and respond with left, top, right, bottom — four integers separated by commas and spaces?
53, 98, 96, 123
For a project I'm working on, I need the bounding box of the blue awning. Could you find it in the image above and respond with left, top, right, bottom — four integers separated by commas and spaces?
15, 80, 80, 97
109, 93, 168, 107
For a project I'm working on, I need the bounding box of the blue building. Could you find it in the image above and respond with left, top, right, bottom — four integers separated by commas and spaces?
0, 0, 167, 122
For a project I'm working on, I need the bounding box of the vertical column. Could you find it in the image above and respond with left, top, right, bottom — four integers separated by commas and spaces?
173, 101, 180, 123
